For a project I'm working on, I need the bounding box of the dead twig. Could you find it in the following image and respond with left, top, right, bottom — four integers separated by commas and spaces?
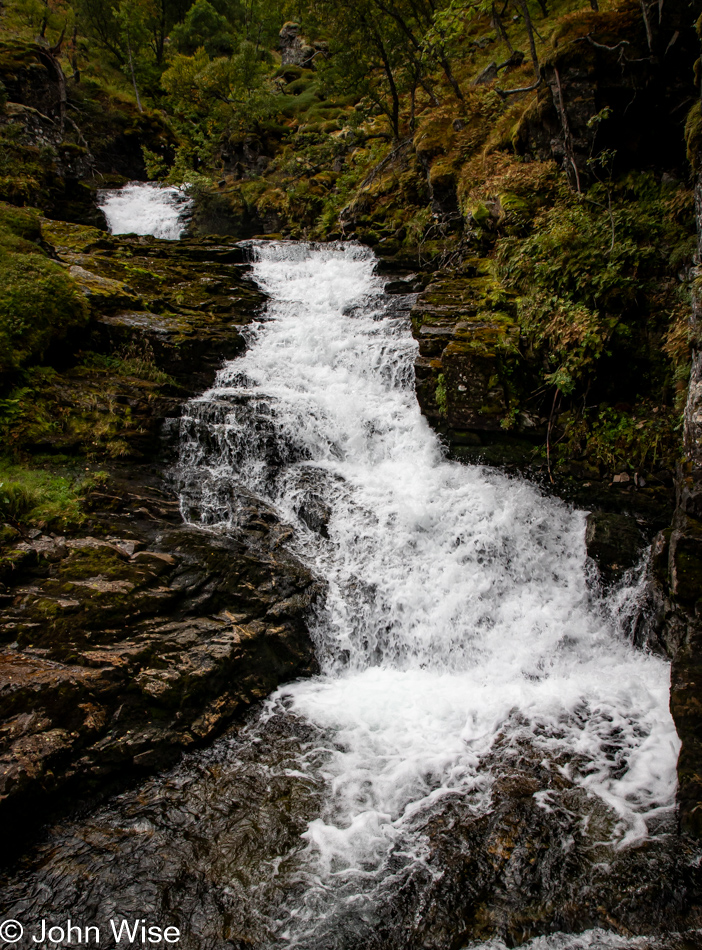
495, 76, 541, 97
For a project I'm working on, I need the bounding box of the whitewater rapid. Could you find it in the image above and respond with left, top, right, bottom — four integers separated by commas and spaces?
179, 242, 678, 895
98, 181, 191, 239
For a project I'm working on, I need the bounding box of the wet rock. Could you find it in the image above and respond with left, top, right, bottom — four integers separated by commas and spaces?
298, 495, 331, 537
585, 511, 646, 581
384, 276, 422, 294
361, 753, 702, 949
0, 472, 321, 854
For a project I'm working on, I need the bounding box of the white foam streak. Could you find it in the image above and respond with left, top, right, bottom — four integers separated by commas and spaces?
98, 182, 192, 239
179, 241, 679, 893
464, 929, 656, 949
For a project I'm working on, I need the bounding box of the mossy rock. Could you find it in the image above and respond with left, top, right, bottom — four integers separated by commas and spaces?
68, 265, 141, 312
0, 203, 89, 375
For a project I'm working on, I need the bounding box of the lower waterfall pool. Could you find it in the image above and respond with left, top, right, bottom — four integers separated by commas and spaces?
1, 232, 698, 949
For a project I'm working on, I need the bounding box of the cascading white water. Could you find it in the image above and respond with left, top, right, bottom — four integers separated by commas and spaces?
98, 181, 192, 239
177, 241, 680, 941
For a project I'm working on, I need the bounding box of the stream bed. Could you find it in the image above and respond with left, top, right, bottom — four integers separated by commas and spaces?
1, 191, 699, 949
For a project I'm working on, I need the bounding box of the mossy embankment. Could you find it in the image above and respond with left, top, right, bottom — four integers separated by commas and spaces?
0, 207, 325, 854
0, 39, 176, 224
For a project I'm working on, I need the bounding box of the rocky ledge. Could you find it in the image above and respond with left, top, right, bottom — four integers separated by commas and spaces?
0, 223, 320, 855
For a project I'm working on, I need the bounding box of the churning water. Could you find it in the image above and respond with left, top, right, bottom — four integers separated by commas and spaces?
0, 231, 687, 948
175, 242, 680, 941
98, 182, 192, 239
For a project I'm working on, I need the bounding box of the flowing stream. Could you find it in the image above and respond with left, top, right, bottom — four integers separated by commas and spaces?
0, 191, 688, 949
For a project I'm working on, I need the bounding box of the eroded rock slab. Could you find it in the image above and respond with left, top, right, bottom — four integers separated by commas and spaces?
0, 470, 320, 849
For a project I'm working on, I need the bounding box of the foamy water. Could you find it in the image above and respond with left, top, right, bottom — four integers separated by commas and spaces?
98, 181, 191, 239
0, 221, 684, 947
176, 242, 679, 939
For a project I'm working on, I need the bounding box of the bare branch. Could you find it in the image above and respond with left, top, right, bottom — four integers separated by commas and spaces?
495, 76, 541, 97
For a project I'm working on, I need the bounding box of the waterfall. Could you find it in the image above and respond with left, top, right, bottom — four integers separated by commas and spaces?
0, 240, 683, 950
175, 241, 678, 940
98, 182, 192, 239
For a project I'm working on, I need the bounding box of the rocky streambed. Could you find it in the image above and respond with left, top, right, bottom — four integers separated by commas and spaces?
0, 213, 700, 949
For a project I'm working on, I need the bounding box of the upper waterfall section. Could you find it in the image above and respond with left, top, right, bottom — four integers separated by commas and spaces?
98, 182, 192, 240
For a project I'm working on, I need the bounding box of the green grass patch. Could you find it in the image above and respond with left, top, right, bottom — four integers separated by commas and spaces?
0, 460, 98, 529
82, 341, 175, 386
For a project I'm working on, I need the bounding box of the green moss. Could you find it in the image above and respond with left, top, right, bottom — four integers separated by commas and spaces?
0, 203, 89, 376
57, 547, 132, 582
685, 101, 702, 172
435, 373, 448, 416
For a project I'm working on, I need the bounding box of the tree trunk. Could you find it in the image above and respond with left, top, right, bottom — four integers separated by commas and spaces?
515, 0, 539, 75
492, 3, 515, 52
71, 26, 80, 81
552, 66, 580, 192
36, 46, 66, 133
439, 50, 464, 100
126, 26, 143, 113
640, 0, 653, 49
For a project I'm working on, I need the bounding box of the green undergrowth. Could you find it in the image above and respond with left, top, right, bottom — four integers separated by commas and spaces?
0, 459, 100, 530
0, 363, 149, 461
553, 403, 681, 476
82, 341, 176, 386
493, 172, 695, 474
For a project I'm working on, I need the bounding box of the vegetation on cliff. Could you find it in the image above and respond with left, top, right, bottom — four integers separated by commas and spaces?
0, 0, 698, 502
0, 0, 700, 502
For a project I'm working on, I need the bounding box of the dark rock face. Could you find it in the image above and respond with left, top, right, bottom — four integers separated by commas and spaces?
516, 2, 699, 186
645, 167, 702, 838
279, 22, 326, 69
585, 511, 645, 581
0, 478, 319, 849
